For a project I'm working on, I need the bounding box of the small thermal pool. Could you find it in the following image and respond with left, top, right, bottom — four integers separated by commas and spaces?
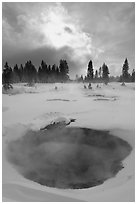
6, 127, 132, 189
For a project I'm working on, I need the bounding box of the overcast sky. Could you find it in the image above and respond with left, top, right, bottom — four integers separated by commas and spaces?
2, 2, 135, 78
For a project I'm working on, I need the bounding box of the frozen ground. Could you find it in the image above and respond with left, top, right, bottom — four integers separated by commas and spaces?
2, 82, 135, 202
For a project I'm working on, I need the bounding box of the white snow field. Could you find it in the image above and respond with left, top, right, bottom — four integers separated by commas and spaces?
2, 82, 135, 202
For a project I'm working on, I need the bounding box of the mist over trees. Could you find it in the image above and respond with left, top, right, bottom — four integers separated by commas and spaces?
2, 59, 70, 85
85, 61, 110, 84
77, 58, 134, 84
2, 57, 135, 87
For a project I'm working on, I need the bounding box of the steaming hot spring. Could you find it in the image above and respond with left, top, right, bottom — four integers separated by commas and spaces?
6, 126, 132, 189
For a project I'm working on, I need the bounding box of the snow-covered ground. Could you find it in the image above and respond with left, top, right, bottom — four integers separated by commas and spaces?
2, 82, 135, 202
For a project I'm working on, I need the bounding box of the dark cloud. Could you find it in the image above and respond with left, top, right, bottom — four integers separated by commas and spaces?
2, 45, 83, 78
64, 26, 73, 34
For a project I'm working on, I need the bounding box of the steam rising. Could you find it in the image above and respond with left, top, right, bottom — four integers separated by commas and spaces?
6, 127, 132, 189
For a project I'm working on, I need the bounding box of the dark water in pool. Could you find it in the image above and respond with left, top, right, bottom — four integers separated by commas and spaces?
6, 127, 132, 189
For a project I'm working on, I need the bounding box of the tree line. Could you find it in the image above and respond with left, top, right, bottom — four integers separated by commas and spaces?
2, 59, 69, 85
2, 57, 135, 87
76, 58, 135, 84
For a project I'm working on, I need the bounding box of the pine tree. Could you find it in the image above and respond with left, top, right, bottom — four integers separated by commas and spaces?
47, 65, 51, 82
59, 59, 69, 81
38, 66, 42, 82
41, 60, 48, 82
24, 60, 37, 85
56, 66, 60, 81
131, 69, 135, 82
48, 65, 51, 74
122, 58, 130, 82
13, 64, 20, 82
51, 64, 56, 75
87, 60, 94, 80
18, 64, 24, 82
102, 63, 109, 84
2, 62, 13, 89
51, 64, 56, 82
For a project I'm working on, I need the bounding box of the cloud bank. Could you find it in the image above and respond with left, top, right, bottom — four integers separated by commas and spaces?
3, 2, 135, 77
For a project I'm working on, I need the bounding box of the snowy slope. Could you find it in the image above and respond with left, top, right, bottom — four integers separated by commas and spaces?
2, 82, 135, 202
